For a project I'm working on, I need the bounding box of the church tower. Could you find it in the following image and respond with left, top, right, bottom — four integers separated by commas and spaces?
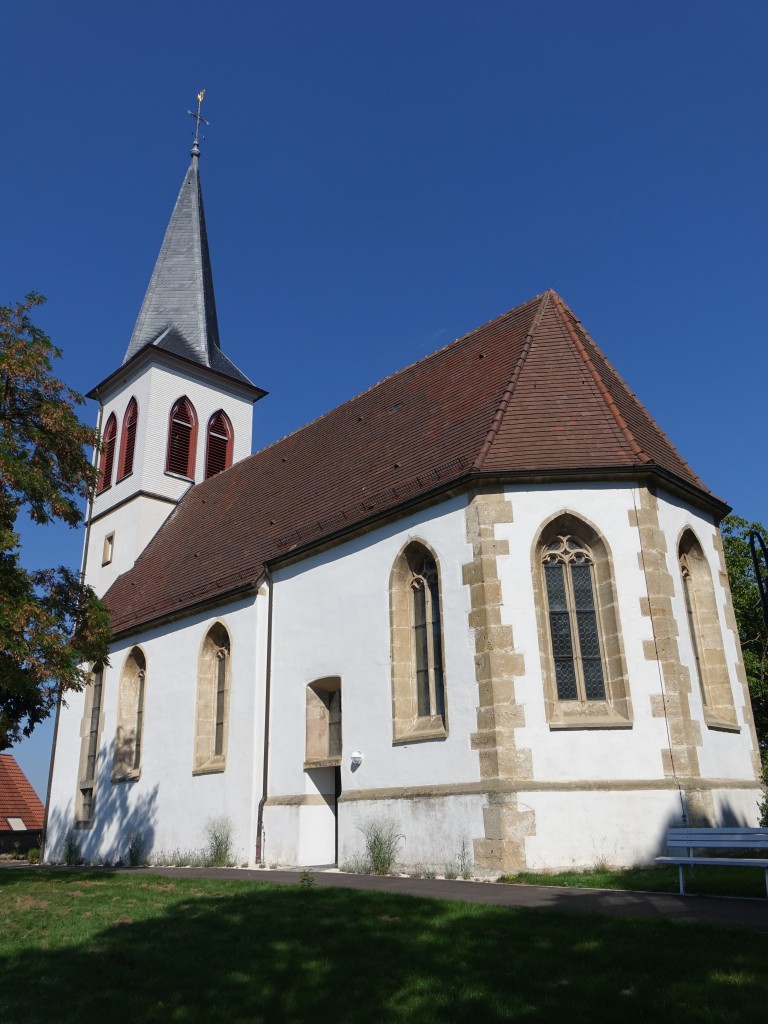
83, 115, 265, 597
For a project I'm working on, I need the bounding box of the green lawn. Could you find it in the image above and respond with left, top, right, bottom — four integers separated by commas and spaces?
499, 863, 768, 899
1, 869, 767, 1023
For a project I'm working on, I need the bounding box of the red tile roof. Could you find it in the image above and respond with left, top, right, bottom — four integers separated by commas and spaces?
0, 755, 44, 831
105, 290, 722, 635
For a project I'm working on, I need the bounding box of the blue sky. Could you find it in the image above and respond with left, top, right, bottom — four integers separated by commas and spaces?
5, 1, 767, 799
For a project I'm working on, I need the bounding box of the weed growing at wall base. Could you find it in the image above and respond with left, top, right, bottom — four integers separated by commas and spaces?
357, 817, 404, 875
60, 831, 81, 866
204, 816, 235, 867
127, 830, 145, 867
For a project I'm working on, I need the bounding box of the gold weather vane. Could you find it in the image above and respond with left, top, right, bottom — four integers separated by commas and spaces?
188, 89, 209, 148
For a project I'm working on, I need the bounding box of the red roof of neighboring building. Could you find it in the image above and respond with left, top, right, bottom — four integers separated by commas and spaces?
105, 290, 723, 635
0, 755, 44, 831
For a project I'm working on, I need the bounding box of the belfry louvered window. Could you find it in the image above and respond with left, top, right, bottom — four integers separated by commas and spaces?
166, 397, 197, 478
97, 414, 118, 493
542, 535, 606, 702
117, 397, 138, 481
205, 410, 233, 479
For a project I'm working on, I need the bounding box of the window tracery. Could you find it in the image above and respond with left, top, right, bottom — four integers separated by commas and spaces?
542, 535, 606, 702
533, 514, 631, 728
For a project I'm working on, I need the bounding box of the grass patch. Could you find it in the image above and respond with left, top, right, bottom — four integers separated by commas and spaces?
498, 863, 768, 899
1, 869, 767, 1022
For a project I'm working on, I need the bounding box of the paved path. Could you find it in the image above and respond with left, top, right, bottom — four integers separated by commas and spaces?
144, 865, 768, 934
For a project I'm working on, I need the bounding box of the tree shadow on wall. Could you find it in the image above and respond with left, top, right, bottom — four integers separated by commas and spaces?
44, 737, 159, 865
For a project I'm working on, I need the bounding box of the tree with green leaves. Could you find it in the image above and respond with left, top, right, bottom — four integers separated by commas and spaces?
720, 513, 768, 771
0, 294, 111, 750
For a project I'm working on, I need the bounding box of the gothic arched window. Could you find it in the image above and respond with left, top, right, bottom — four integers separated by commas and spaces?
542, 534, 606, 702
305, 677, 342, 766
194, 623, 231, 773
166, 397, 197, 478
533, 514, 631, 728
117, 397, 138, 481
205, 410, 233, 479
97, 414, 117, 493
390, 541, 447, 741
76, 664, 104, 824
678, 529, 737, 729
112, 647, 147, 781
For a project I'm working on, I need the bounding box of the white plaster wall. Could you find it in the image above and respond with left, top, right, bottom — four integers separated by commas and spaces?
523, 786, 763, 870
338, 794, 486, 871
523, 789, 686, 869
46, 685, 90, 856
263, 496, 479, 865
46, 593, 266, 865
84, 494, 180, 595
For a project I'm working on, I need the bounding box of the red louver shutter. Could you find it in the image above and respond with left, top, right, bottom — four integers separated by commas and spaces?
123, 417, 137, 476
167, 399, 195, 477
98, 415, 117, 493
205, 411, 232, 478
118, 398, 138, 479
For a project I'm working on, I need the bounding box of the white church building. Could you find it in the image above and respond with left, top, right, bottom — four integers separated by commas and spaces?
45, 138, 763, 873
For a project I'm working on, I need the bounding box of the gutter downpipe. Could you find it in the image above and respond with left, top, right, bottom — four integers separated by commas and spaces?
41, 402, 104, 862
255, 565, 274, 864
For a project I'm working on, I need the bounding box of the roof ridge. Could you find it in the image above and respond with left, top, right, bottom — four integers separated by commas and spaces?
472, 291, 551, 472
229, 293, 549, 467
550, 291, 651, 465
556, 297, 710, 493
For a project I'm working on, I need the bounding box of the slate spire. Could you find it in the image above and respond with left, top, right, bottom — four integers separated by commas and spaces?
123, 131, 254, 387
